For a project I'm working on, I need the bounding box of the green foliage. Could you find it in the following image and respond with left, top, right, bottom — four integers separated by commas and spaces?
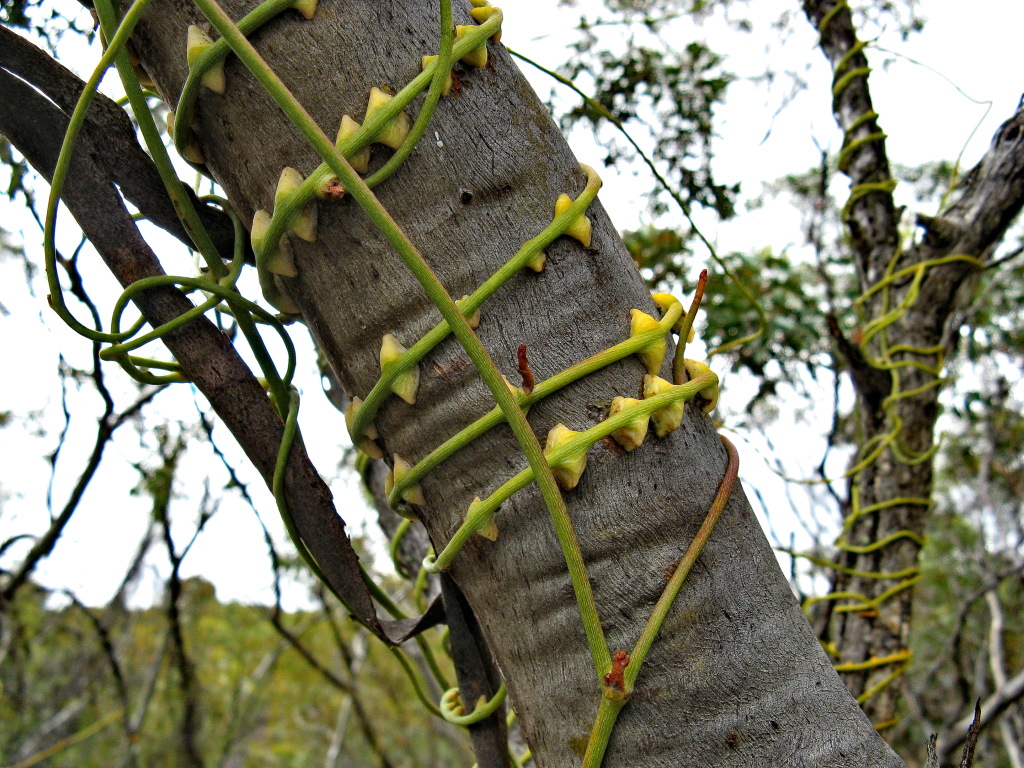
0, 580, 467, 767
625, 227, 836, 406
957, 257, 1024, 366
0, 0, 93, 52
562, 30, 736, 220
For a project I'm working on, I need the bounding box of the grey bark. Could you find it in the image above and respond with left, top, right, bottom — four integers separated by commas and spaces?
123, 0, 902, 765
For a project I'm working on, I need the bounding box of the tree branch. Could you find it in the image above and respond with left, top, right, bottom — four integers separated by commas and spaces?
0, 26, 243, 260
0, 61, 417, 645
938, 669, 1024, 758
802, 0, 899, 286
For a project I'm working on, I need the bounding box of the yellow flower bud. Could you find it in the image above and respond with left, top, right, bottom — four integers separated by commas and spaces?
185, 26, 211, 66
271, 274, 301, 315
467, 497, 498, 541
608, 396, 649, 451
335, 115, 371, 174
643, 374, 685, 437
251, 209, 297, 277
127, 45, 155, 88
469, 5, 502, 41
455, 295, 481, 329
553, 193, 593, 248
292, 0, 317, 19
629, 309, 666, 375
651, 292, 678, 312
544, 423, 588, 490
421, 55, 453, 97
344, 397, 383, 459
385, 454, 426, 508
275, 167, 317, 242
380, 333, 420, 405
454, 25, 488, 68
186, 25, 225, 94
365, 87, 412, 151
682, 360, 720, 413
167, 112, 205, 164
526, 251, 547, 272
500, 375, 530, 413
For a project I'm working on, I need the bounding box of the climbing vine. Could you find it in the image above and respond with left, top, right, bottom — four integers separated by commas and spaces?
771, 0, 986, 724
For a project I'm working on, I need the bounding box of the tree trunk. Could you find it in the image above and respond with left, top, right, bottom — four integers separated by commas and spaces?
804, 0, 1024, 729
125, 0, 902, 765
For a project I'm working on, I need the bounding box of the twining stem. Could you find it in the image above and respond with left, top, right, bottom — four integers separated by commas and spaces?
509, 50, 766, 357
624, 435, 739, 690
581, 434, 740, 768
43, 0, 158, 342
386, 295, 682, 507
86, 0, 292, 410
174, 0, 298, 160
423, 373, 717, 573
93, 0, 226, 281
252, 11, 504, 311
349, 165, 603, 446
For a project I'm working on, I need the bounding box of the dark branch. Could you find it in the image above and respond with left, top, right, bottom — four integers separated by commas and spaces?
0, 26, 244, 261
939, 675, 1024, 758
0, 60, 404, 644
441, 574, 510, 768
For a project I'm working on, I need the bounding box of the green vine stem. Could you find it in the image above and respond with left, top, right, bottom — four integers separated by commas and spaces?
82, 0, 294, 413
190, 0, 612, 678
580, 434, 739, 768
362, 0, 454, 190
349, 164, 603, 448
98, 209, 244, 361
59, 3, 743, 762
508, 50, 767, 358
358, 566, 452, 692
248, 12, 503, 312
422, 371, 718, 573
173, 0, 300, 162
440, 683, 507, 726
389, 646, 445, 719
387, 294, 683, 509
43, 0, 158, 342
93, 0, 227, 284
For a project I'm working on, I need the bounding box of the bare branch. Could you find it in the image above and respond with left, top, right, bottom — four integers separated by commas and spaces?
940, 674, 1024, 758
0, 381, 162, 605
0, 26, 243, 260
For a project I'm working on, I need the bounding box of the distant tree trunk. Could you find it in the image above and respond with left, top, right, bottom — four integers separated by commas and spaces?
804, 0, 1024, 728
118, 0, 903, 765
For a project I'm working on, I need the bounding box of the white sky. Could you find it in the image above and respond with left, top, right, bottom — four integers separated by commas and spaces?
1, 0, 1022, 607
